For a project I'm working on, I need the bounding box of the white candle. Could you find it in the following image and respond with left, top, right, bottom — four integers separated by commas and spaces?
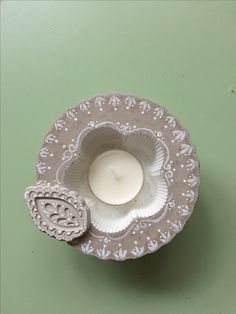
88, 150, 143, 205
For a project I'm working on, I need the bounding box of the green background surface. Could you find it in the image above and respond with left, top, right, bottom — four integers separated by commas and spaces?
1, 1, 236, 314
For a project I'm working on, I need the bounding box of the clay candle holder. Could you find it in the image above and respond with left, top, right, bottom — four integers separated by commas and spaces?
24, 94, 200, 260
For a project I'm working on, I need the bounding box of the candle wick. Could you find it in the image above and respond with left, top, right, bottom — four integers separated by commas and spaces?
109, 167, 121, 181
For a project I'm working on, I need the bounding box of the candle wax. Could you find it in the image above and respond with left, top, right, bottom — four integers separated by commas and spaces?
88, 150, 143, 205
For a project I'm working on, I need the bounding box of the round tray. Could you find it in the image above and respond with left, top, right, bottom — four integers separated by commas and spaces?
36, 94, 200, 260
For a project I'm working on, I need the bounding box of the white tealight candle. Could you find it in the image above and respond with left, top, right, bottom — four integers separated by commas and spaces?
88, 150, 144, 205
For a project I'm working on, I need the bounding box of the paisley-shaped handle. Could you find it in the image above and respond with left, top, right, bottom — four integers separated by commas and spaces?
24, 184, 90, 242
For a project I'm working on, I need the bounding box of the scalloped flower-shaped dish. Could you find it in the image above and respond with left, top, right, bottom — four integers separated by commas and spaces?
34, 94, 200, 260
63, 123, 168, 233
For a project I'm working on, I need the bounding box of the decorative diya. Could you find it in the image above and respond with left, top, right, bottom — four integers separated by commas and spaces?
25, 94, 200, 260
